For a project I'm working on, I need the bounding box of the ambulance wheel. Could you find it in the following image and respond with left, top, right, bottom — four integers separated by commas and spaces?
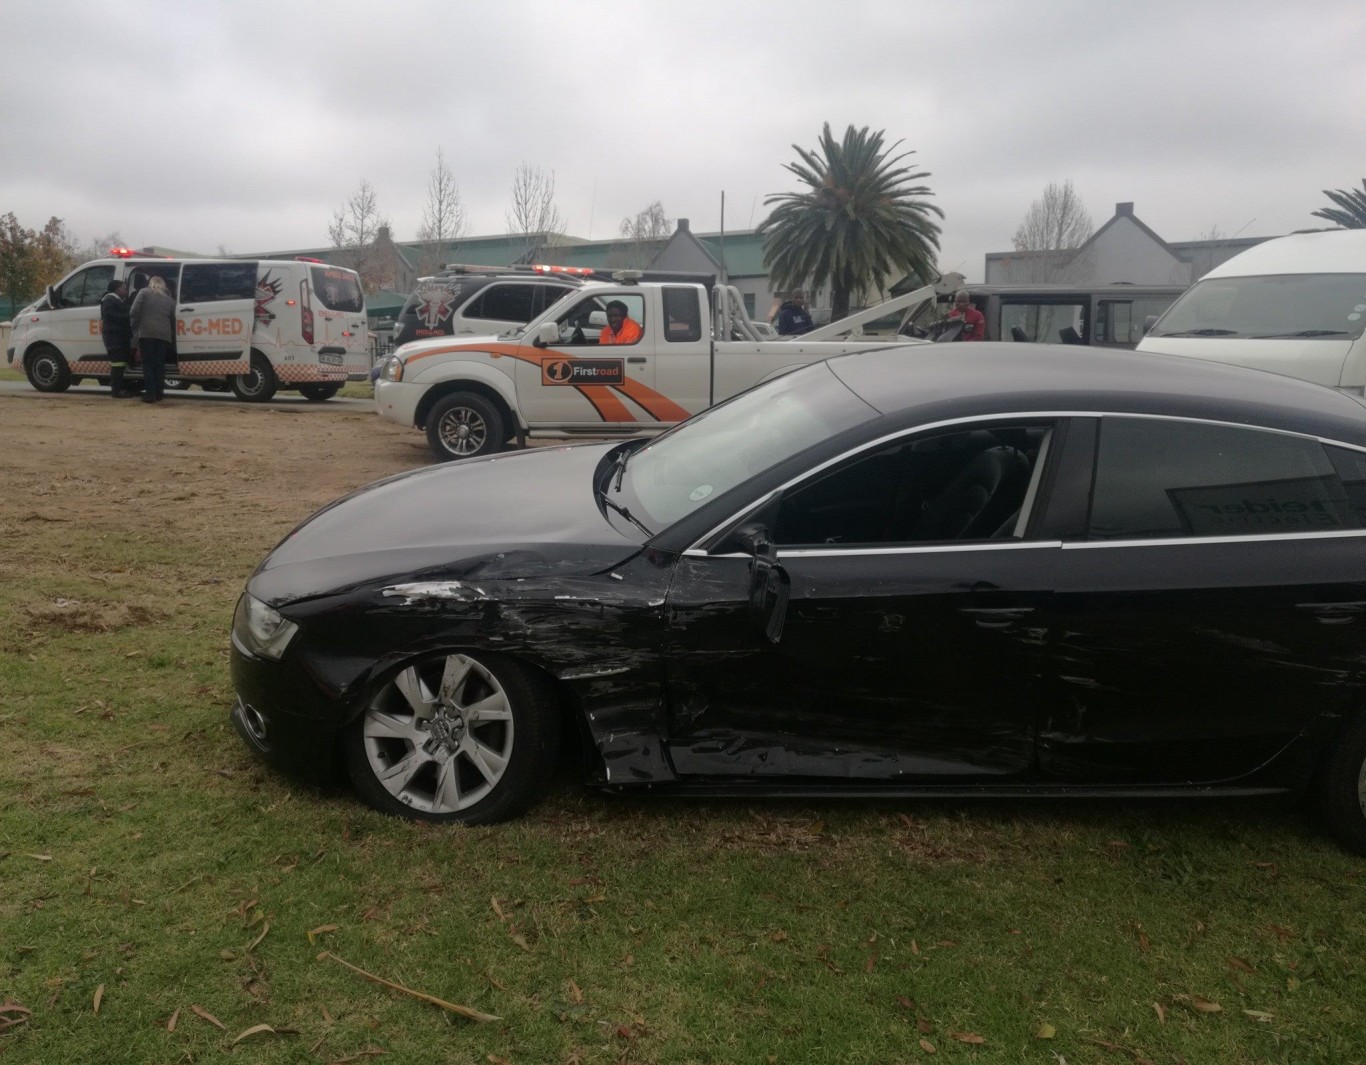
231, 353, 277, 402
426, 392, 504, 461
299, 383, 342, 402
166, 376, 191, 390
25, 345, 71, 393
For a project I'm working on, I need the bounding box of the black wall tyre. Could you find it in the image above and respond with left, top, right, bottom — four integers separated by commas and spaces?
166, 376, 191, 390
299, 383, 342, 402
342, 651, 561, 825
425, 391, 504, 461
231, 353, 278, 402
1317, 714, 1366, 855
25, 345, 72, 392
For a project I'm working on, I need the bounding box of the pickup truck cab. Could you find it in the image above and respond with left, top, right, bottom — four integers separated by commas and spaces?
375, 279, 911, 460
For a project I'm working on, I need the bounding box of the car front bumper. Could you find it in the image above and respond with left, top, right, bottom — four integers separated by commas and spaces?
230, 636, 345, 785
373, 379, 425, 428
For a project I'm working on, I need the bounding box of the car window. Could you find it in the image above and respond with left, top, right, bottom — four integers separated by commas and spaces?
309, 267, 365, 312
1089, 417, 1363, 540
663, 286, 703, 342
1096, 297, 1177, 345
554, 293, 646, 346
466, 283, 537, 323
1151, 274, 1366, 340
1000, 301, 1087, 343
772, 424, 1051, 546
57, 265, 115, 308
181, 262, 257, 303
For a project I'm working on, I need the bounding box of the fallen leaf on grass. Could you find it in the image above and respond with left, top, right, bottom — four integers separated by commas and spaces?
1035, 1023, 1056, 1039
232, 1023, 297, 1045
509, 932, 531, 952
246, 921, 270, 952
1226, 956, 1256, 974
490, 896, 507, 921
166, 1007, 180, 1032
1152, 1001, 1166, 1025
319, 951, 498, 1022
864, 952, 878, 973
919, 1038, 935, 1053
1243, 1009, 1275, 1021
895, 995, 915, 1010
307, 924, 338, 945
329, 1048, 386, 1064
191, 1004, 226, 1029
949, 1031, 985, 1044
1189, 996, 1221, 1013
23, 854, 52, 862
0, 1003, 33, 1033
92, 984, 104, 1014
488, 1055, 512, 1065
1266, 923, 1293, 940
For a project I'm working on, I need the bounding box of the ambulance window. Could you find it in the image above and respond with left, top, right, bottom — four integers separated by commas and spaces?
309, 267, 365, 312
181, 263, 257, 303
58, 265, 115, 308
467, 284, 537, 323
663, 286, 703, 342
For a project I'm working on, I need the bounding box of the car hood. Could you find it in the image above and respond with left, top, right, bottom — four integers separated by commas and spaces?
397, 331, 514, 361
1136, 336, 1354, 389
249, 443, 641, 606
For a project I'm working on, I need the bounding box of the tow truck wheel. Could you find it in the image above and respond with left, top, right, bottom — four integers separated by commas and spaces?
299, 383, 342, 402
25, 345, 72, 393
426, 392, 504, 462
231, 353, 278, 403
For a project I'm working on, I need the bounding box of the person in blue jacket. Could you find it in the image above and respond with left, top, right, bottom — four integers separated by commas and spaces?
775, 290, 815, 336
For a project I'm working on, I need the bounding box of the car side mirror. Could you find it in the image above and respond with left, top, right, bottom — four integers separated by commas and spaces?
45, 285, 58, 310
736, 523, 789, 643
1142, 314, 1159, 336
533, 321, 559, 348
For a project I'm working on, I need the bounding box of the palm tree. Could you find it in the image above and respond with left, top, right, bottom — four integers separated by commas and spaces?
1312, 180, 1366, 228
759, 123, 943, 320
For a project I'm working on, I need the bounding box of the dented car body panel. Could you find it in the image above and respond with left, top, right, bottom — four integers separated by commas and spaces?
231, 344, 1366, 805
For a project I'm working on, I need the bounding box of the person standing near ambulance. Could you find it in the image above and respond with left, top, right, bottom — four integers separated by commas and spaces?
129, 276, 176, 404
99, 280, 134, 397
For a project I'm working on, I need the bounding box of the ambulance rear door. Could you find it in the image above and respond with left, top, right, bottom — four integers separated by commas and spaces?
308, 266, 369, 379
175, 262, 255, 377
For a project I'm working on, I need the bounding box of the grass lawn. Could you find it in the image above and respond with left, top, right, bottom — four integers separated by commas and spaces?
0, 397, 1363, 1064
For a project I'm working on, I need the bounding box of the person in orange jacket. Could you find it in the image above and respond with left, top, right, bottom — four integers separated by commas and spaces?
599, 300, 642, 345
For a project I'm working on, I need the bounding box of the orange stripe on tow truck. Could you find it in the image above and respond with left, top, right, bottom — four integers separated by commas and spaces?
400, 341, 692, 424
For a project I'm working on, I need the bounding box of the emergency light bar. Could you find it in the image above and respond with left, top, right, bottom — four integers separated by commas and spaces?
109, 247, 138, 258
294, 256, 326, 264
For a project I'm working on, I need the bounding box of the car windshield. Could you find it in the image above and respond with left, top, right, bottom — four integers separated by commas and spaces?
619, 363, 878, 529
1150, 274, 1366, 340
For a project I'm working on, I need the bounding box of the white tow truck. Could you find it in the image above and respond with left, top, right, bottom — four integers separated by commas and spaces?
375, 270, 932, 460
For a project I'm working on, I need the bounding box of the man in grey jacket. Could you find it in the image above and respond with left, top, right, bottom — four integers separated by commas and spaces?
129, 276, 176, 403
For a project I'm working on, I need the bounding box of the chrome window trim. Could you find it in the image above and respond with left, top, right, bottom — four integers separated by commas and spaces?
682, 409, 1366, 556
1064, 529, 1366, 550
777, 540, 1064, 559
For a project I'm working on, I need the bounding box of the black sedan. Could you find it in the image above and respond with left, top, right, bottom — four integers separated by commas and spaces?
230, 344, 1366, 853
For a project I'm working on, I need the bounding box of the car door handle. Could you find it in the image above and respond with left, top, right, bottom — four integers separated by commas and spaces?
958, 606, 1034, 629
627, 356, 647, 364
180, 306, 195, 312
1297, 600, 1366, 625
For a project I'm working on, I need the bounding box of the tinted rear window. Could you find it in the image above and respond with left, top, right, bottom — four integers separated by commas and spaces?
310, 267, 365, 312
181, 262, 257, 303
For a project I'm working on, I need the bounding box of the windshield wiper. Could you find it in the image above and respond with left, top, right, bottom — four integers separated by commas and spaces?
611, 448, 631, 492
1249, 329, 1351, 338
601, 495, 652, 537
1154, 328, 1238, 337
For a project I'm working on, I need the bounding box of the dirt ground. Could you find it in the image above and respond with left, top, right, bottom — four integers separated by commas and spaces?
0, 389, 436, 548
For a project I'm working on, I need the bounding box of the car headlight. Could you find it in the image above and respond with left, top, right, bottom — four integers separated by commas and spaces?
380, 356, 403, 383
232, 593, 299, 660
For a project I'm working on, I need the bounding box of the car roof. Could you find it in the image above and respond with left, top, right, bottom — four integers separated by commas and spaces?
1204, 229, 1366, 278
826, 343, 1366, 446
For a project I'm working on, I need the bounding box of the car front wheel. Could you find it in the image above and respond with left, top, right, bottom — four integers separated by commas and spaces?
299, 383, 342, 402
425, 392, 504, 461
343, 651, 560, 824
1317, 713, 1366, 856
231, 353, 278, 402
25, 345, 72, 392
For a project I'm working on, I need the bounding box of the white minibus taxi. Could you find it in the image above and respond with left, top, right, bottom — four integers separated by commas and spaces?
5, 251, 369, 401
1138, 229, 1366, 393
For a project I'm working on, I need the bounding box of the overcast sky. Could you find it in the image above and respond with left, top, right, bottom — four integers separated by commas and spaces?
3, 0, 1363, 281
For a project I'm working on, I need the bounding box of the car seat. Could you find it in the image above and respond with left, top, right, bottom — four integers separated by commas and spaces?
1010, 325, 1030, 342
908, 446, 1031, 541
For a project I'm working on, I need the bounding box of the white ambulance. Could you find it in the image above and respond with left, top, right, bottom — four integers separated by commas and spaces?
5, 250, 369, 401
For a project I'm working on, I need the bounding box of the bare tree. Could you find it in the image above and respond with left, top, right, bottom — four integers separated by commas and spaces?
1009, 180, 1094, 282
416, 148, 469, 274
611, 201, 672, 269
505, 164, 564, 262
328, 179, 389, 249
328, 179, 392, 290
78, 230, 126, 261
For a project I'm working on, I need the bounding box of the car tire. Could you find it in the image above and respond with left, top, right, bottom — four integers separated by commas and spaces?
343, 651, 560, 825
25, 345, 72, 392
166, 376, 191, 390
425, 391, 504, 461
231, 353, 278, 402
1317, 713, 1366, 855
298, 383, 342, 402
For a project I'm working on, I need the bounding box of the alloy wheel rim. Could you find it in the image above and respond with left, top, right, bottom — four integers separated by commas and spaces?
361, 654, 514, 814
438, 408, 487, 456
